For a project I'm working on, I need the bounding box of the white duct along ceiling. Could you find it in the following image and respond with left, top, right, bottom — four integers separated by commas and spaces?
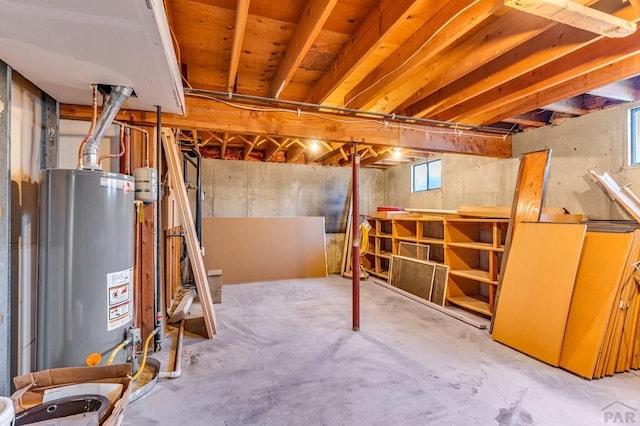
0, 0, 185, 113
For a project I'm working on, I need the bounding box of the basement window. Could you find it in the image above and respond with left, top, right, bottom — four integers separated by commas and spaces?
631, 107, 640, 165
412, 159, 442, 192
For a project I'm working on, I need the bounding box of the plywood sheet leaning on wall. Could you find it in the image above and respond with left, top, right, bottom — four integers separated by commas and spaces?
559, 231, 636, 379
491, 149, 551, 330
201, 217, 328, 284
162, 129, 217, 338
492, 222, 586, 366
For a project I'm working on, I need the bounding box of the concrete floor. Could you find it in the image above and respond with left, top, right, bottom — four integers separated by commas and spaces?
124, 276, 640, 425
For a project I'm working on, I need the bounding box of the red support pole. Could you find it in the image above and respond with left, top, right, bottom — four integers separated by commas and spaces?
351, 143, 360, 331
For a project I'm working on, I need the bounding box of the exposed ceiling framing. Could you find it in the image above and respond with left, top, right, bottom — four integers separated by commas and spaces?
8, 0, 640, 167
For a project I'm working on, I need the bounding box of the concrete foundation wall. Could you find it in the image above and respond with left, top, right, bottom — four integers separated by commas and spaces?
384, 102, 640, 220
384, 155, 518, 210
513, 101, 640, 220
201, 159, 385, 273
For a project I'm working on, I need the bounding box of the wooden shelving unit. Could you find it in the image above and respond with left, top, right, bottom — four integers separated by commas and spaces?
393, 216, 445, 263
363, 215, 445, 280
444, 217, 508, 317
363, 218, 393, 279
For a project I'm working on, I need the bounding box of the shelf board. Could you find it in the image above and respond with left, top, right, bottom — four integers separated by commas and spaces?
394, 236, 419, 242
418, 237, 445, 245
449, 269, 497, 285
447, 241, 504, 252
447, 295, 491, 316
446, 218, 509, 224
378, 233, 393, 239
378, 250, 392, 259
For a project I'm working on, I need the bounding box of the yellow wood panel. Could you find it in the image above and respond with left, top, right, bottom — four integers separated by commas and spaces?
559, 231, 635, 379
493, 222, 586, 366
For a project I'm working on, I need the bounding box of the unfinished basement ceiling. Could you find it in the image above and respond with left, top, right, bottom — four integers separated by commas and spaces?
163, 0, 640, 167
5, 0, 640, 168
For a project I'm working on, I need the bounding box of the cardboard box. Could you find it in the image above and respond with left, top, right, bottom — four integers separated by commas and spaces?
12, 364, 132, 425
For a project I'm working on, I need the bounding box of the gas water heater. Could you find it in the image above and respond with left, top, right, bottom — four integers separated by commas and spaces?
37, 86, 136, 369
37, 169, 135, 369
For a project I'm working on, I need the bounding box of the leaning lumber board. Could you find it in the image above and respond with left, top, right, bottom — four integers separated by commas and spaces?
559, 231, 635, 379
595, 231, 640, 377
491, 149, 551, 330
371, 279, 488, 329
493, 222, 586, 366
619, 284, 640, 372
590, 171, 640, 224
162, 129, 217, 338
606, 252, 640, 376
457, 205, 565, 219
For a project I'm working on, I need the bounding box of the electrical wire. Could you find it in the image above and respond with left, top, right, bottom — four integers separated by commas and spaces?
343, 0, 481, 109
184, 92, 511, 142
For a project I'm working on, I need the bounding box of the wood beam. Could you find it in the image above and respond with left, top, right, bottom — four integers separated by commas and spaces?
227, 0, 250, 92
60, 96, 512, 157
312, 143, 346, 163
343, 0, 503, 111
466, 53, 640, 125
543, 97, 588, 115
264, 138, 283, 161
268, 0, 338, 99
403, 4, 636, 119
244, 135, 261, 160
502, 111, 551, 127
448, 24, 640, 125
587, 79, 640, 101
325, 145, 355, 166
306, 0, 423, 105
504, 0, 636, 38
285, 142, 307, 163
400, 26, 595, 118
360, 149, 393, 167
221, 133, 229, 157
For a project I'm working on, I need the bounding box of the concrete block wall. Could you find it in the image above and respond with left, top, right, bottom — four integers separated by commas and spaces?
200, 159, 386, 273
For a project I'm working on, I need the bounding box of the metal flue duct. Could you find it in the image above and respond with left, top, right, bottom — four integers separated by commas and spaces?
81, 85, 133, 170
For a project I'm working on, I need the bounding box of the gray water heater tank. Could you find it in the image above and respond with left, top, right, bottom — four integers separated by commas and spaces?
37, 169, 135, 369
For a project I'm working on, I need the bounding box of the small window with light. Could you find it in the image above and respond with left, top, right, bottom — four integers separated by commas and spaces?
412, 159, 442, 192
630, 106, 640, 165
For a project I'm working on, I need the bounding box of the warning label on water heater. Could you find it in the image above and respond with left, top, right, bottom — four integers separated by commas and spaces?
106, 268, 133, 331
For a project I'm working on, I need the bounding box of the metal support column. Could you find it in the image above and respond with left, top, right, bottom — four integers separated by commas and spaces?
40, 92, 58, 170
0, 61, 12, 396
155, 106, 163, 351
351, 142, 360, 331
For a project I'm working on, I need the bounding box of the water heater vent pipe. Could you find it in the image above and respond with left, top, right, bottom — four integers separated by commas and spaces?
81, 85, 133, 170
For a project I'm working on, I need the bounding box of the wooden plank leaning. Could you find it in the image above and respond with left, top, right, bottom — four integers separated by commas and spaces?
162, 128, 217, 338
490, 149, 552, 332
